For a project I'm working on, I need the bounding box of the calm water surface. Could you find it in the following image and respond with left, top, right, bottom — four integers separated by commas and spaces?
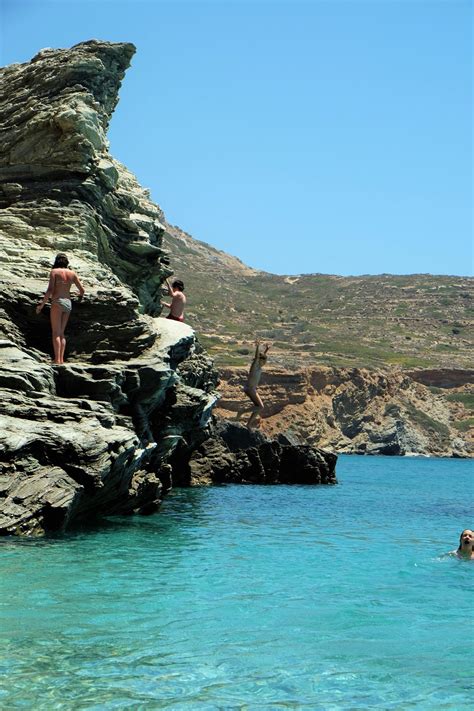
1, 456, 473, 710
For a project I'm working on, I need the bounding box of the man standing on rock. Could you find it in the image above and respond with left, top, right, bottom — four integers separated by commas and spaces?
162, 278, 186, 322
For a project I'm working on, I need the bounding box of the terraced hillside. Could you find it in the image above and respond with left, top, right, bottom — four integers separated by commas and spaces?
163, 225, 473, 370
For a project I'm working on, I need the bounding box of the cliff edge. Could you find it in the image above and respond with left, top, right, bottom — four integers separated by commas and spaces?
216, 367, 472, 457
0, 41, 221, 534
0, 41, 336, 535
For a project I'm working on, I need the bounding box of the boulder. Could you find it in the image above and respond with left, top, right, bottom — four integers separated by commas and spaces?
171, 419, 337, 487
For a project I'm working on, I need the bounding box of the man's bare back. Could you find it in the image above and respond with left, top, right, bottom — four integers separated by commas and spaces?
162, 278, 186, 321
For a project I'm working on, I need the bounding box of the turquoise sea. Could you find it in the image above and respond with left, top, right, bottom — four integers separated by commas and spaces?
0, 455, 472, 710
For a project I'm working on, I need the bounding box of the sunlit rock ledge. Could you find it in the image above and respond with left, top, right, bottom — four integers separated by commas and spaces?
0, 40, 336, 535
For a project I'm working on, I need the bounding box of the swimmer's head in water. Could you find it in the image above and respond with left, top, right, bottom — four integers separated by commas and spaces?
53, 253, 69, 269
459, 529, 474, 548
172, 280, 184, 291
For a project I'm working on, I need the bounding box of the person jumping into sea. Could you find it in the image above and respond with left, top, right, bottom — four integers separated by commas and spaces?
243, 339, 270, 428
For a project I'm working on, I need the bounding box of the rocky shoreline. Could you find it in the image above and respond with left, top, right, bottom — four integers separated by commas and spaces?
0, 41, 337, 536
215, 366, 472, 458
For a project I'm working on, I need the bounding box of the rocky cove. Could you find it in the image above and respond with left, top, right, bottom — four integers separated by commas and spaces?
0, 41, 336, 536
215, 366, 472, 457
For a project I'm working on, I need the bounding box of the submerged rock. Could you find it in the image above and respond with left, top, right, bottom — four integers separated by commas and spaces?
0, 41, 336, 535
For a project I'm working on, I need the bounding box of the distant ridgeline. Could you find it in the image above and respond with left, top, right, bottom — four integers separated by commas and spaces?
163, 226, 473, 458
164, 225, 473, 371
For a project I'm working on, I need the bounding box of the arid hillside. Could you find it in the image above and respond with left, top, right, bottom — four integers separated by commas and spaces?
163, 224, 473, 456
164, 225, 472, 370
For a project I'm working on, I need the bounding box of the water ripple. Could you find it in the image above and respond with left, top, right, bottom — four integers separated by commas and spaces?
0, 456, 472, 708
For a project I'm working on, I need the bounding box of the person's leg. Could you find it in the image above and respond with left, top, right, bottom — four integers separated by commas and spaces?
243, 386, 264, 428
244, 386, 264, 409
247, 407, 261, 429
50, 304, 62, 364
59, 310, 71, 364
236, 403, 254, 420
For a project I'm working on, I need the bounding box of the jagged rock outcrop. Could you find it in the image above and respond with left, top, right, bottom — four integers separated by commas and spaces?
0, 320, 218, 534
0, 41, 337, 535
0, 40, 220, 534
407, 369, 474, 389
176, 420, 337, 486
216, 366, 472, 457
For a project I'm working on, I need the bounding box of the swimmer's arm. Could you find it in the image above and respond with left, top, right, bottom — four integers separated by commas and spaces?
161, 301, 171, 308
440, 550, 459, 559
73, 272, 85, 301
36, 270, 55, 312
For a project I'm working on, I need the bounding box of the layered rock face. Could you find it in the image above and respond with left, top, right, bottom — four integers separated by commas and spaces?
0, 41, 336, 535
182, 420, 337, 486
0, 41, 221, 534
216, 366, 472, 457
0, 40, 170, 350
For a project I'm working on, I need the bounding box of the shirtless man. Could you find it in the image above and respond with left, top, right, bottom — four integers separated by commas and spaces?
452, 529, 474, 559
243, 339, 270, 428
162, 278, 186, 322
36, 253, 85, 365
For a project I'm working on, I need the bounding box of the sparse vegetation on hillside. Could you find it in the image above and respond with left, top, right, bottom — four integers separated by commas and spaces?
164, 225, 473, 370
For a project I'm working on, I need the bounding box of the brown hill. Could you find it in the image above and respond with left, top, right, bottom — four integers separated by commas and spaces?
164, 224, 473, 371
163, 224, 473, 456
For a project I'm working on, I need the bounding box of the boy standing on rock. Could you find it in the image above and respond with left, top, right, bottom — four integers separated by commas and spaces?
162, 278, 186, 322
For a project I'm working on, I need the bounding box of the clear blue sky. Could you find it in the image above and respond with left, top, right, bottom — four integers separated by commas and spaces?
1, 0, 472, 276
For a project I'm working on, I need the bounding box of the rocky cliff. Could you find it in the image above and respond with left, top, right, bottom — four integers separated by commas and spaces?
0, 41, 336, 535
161, 216, 472, 458
215, 366, 472, 457
0, 41, 218, 534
